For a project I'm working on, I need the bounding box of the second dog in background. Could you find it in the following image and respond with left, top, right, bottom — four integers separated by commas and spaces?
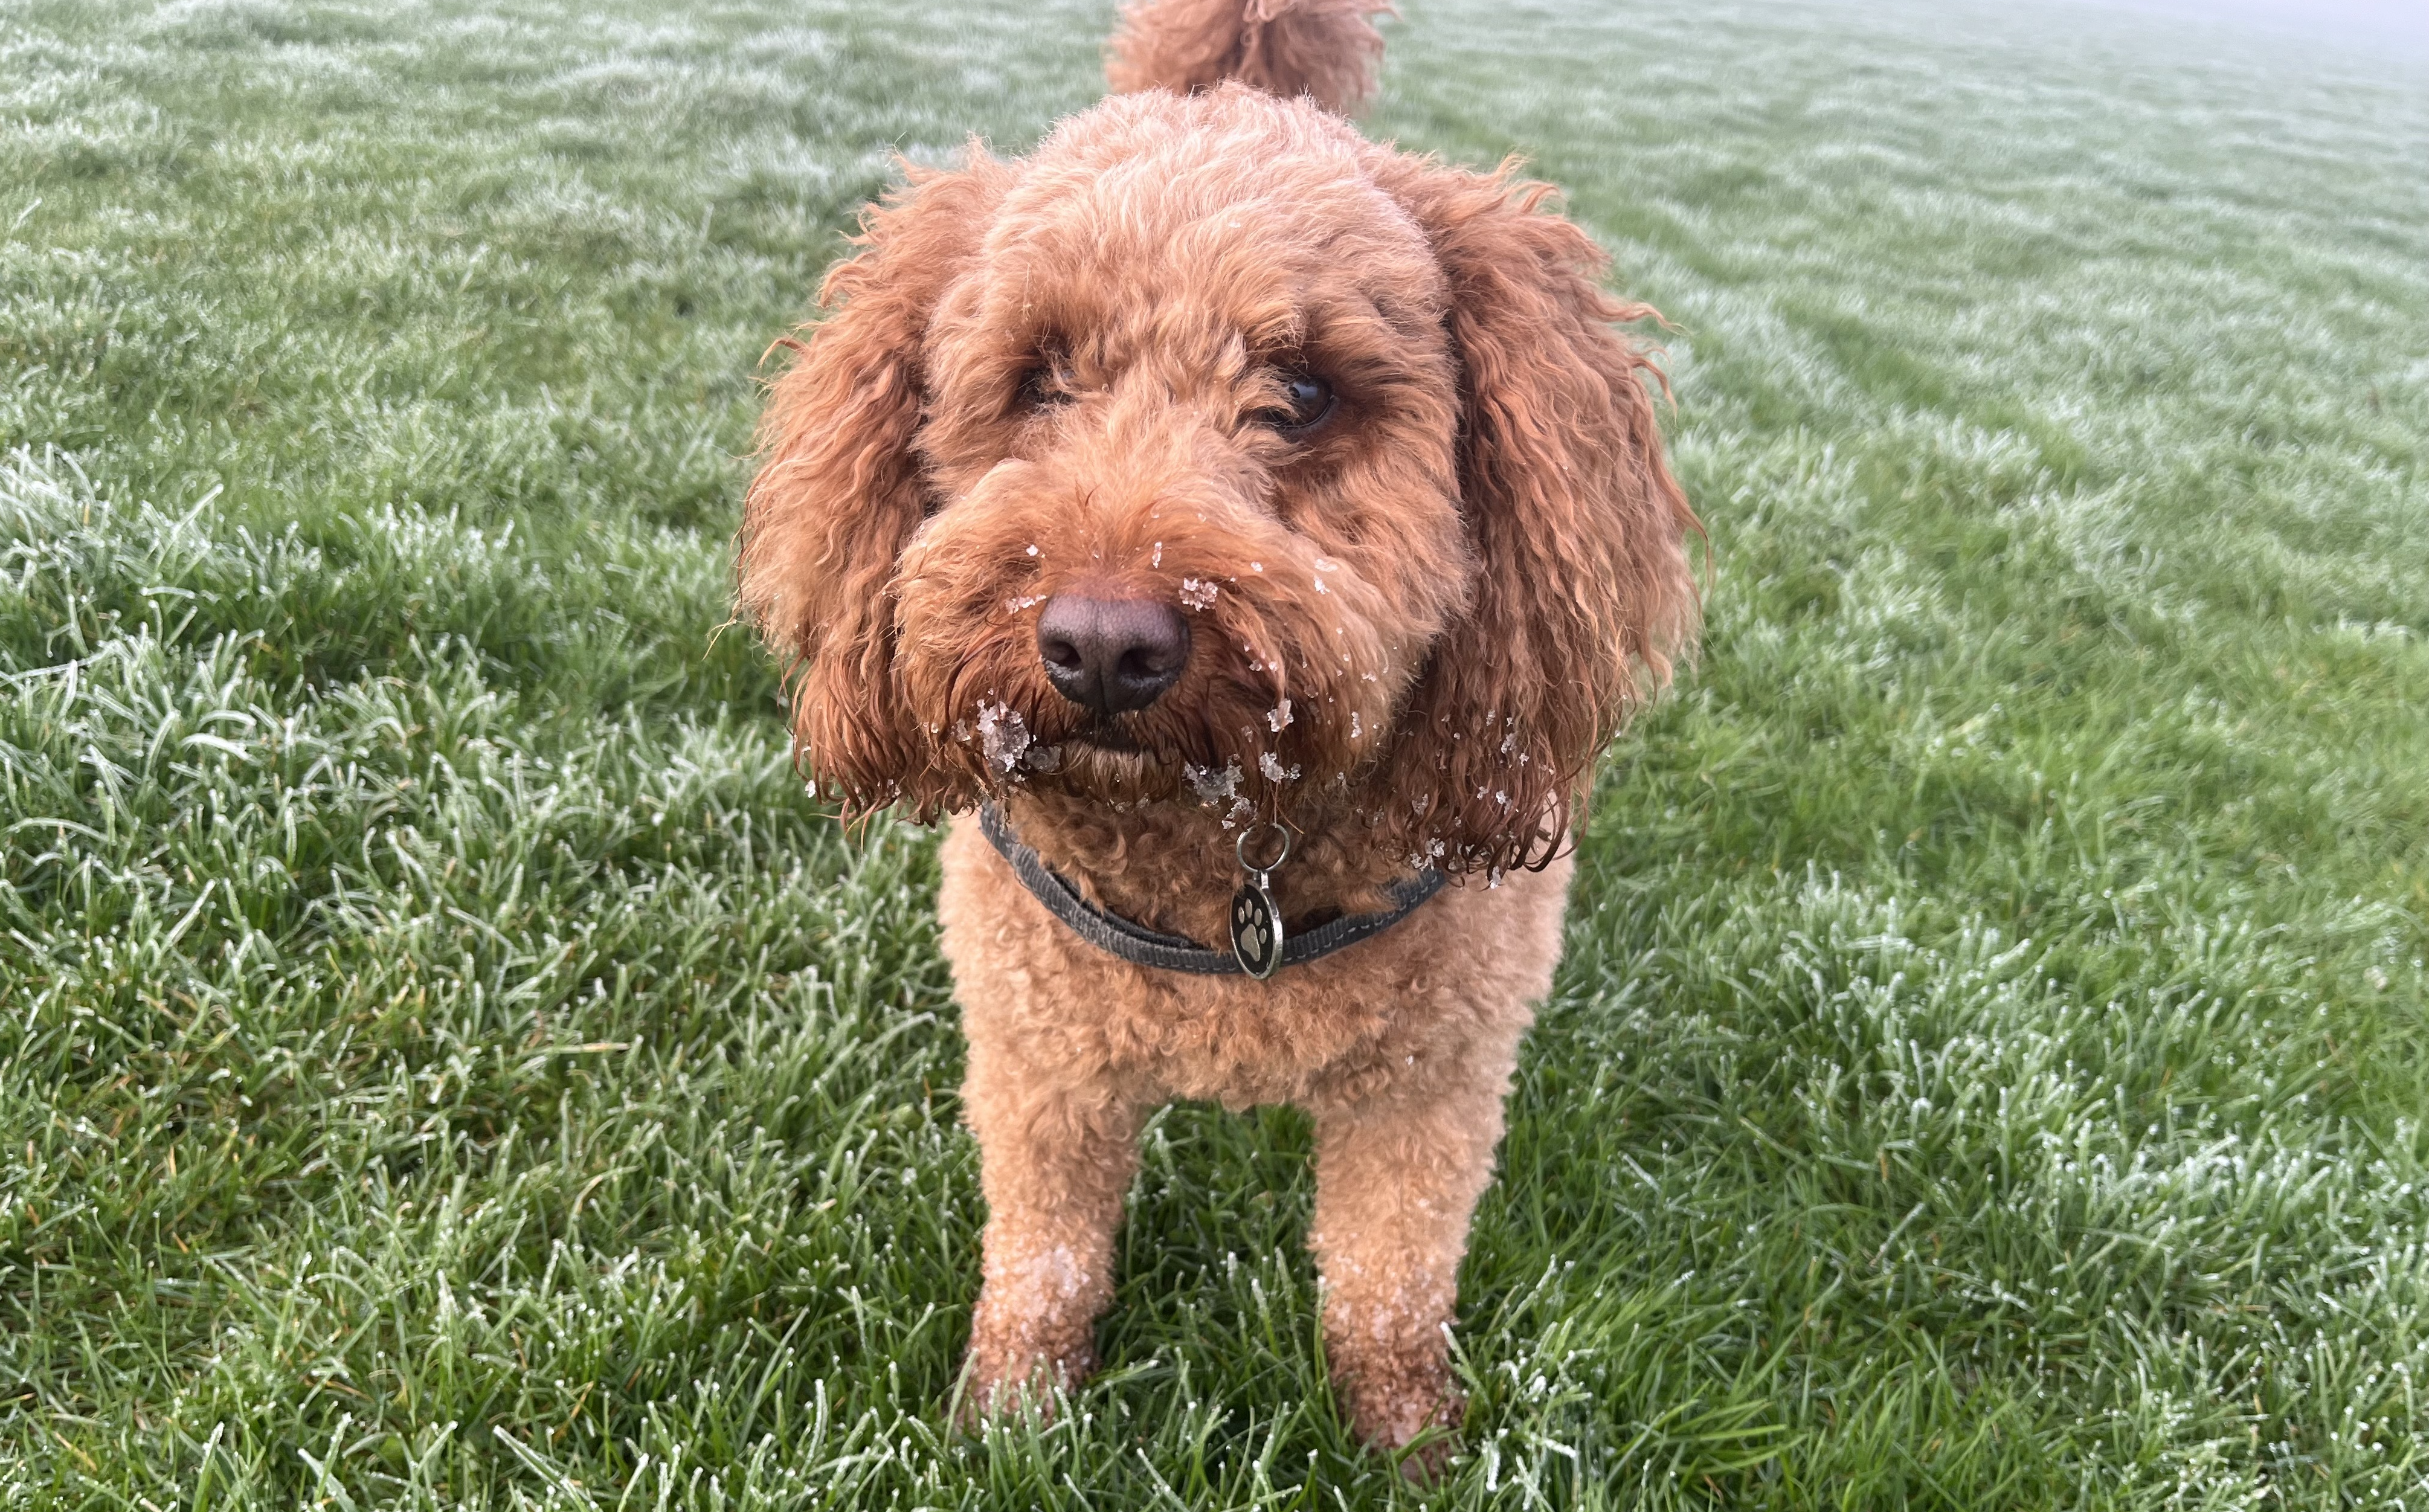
740, 0, 1699, 1470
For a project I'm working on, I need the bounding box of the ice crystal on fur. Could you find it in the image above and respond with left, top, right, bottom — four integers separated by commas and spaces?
976, 700, 1030, 774
1178, 577, 1218, 611
1184, 756, 1244, 805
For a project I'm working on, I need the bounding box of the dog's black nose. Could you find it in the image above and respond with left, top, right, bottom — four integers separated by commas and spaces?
1036, 595, 1191, 715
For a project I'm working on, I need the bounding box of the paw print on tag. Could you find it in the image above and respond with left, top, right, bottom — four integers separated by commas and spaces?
1231, 882, 1281, 978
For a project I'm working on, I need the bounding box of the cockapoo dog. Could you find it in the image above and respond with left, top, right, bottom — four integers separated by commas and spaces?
739, 0, 1698, 1467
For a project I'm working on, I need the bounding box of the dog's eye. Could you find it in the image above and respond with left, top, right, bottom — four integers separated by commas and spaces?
1018, 357, 1076, 411
1255, 372, 1336, 437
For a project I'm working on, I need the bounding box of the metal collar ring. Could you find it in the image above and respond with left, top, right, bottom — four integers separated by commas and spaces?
1236, 821, 1291, 875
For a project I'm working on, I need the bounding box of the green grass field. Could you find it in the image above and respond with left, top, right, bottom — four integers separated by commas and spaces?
4, 0, 2427, 1505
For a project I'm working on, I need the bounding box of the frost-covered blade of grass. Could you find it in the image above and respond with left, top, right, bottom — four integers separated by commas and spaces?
1, 0, 2425, 1507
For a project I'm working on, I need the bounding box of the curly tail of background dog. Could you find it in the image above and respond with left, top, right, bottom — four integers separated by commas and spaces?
1105, 0, 1395, 115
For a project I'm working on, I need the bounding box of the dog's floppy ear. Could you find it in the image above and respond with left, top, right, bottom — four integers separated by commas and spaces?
1377, 157, 1700, 874
738, 158, 1005, 817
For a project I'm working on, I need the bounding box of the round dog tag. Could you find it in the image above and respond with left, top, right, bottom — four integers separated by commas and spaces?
1231, 876, 1282, 979
1231, 823, 1290, 979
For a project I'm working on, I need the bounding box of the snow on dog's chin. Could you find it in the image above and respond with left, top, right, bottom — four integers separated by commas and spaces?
1035, 736, 1174, 808
936, 678, 1375, 823
895, 494, 1425, 821
1012, 689, 1397, 829
962, 709, 1232, 811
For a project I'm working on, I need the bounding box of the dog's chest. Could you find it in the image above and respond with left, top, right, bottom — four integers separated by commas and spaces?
936, 815, 1575, 1110
1099, 970, 1414, 1107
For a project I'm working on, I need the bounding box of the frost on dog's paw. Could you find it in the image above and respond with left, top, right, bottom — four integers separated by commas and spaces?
954, 1345, 1097, 1433
1331, 1353, 1464, 1478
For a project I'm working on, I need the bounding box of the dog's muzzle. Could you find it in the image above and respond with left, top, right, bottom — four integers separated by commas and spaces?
1035, 594, 1191, 715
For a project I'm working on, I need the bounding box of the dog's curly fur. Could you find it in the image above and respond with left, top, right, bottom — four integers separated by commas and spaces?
1106, 0, 1394, 116
740, 1, 1697, 1468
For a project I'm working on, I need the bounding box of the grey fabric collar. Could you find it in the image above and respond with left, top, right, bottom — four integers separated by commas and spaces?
976, 802, 1447, 977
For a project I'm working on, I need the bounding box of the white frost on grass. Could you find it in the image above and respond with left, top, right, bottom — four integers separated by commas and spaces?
7, 0, 2429, 1499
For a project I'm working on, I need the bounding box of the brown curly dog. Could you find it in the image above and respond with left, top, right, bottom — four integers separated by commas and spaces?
738, 0, 1698, 1467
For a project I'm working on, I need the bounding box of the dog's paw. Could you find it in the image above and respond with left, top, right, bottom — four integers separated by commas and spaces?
1392, 1415, 1462, 1485
1336, 1368, 1464, 1478
954, 1343, 1098, 1432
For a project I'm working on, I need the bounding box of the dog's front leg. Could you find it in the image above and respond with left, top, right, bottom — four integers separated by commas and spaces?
958, 1037, 1144, 1421
1307, 1063, 1513, 1461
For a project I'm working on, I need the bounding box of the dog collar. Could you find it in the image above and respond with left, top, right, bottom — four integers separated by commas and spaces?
976, 802, 1447, 977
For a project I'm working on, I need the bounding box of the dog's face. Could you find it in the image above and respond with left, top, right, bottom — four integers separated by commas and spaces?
742, 88, 1697, 873
902, 101, 1467, 824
